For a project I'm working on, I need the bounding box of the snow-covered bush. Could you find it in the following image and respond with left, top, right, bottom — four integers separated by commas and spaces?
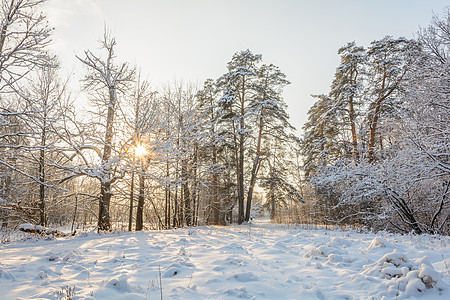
363, 250, 447, 297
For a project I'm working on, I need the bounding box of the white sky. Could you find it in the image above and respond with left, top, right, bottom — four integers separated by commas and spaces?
43, 0, 448, 134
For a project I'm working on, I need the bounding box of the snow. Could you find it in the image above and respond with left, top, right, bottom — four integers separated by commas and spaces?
18, 223, 47, 232
1, 220, 449, 299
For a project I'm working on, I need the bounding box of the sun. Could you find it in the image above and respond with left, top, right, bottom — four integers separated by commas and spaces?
134, 145, 148, 157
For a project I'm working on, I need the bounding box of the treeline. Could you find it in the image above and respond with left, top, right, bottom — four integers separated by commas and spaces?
0, 0, 301, 231
300, 8, 449, 235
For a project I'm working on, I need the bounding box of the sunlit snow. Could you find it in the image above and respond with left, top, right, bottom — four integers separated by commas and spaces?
1, 220, 449, 299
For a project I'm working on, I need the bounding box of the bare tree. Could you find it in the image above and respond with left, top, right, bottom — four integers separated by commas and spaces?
0, 0, 56, 227
75, 30, 135, 231
21, 62, 70, 226
0, 0, 53, 92
124, 76, 158, 231
197, 79, 223, 224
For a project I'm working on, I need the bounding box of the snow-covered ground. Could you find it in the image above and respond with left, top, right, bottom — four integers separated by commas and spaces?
0, 220, 449, 299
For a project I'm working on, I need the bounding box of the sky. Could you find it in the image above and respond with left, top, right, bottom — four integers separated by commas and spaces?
43, 0, 448, 134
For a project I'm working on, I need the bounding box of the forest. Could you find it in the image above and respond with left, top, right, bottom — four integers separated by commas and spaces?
0, 0, 449, 236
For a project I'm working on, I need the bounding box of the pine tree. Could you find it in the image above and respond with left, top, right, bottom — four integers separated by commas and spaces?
244, 63, 292, 221
217, 49, 261, 224
365, 36, 419, 161
301, 94, 341, 179
329, 42, 366, 163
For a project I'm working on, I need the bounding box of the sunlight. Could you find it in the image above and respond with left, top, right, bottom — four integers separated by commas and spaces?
134, 145, 148, 157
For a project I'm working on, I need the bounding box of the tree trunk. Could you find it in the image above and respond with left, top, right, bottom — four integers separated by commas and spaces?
210, 145, 221, 224
349, 67, 359, 163
98, 181, 111, 231
135, 163, 145, 231
71, 193, 78, 235
182, 163, 191, 226
207, 92, 221, 225
245, 114, 264, 222
173, 184, 178, 228
368, 104, 381, 162
128, 169, 135, 231
238, 134, 245, 224
237, 76, 246, 224
367, 69, 401, 162
270, 187, 275, 220
166, 188, 171, 229
38, 89, 49, 227
192, 145, 198, 226
164, 164, 169, 229
245, 155, 259, 222
98, 86, 116, 231
196, 187, 200, 226
268, 156, 276, 220
38, 149, 46, 226
38, 134, 46, 227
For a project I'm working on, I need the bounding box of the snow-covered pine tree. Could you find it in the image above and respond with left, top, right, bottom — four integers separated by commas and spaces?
217, 49, 261, 224
365, 36, 419, 162
244, 63, 294, 222
329, 42, 366, 164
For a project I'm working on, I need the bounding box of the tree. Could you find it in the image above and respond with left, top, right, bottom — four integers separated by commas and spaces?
123, 76, 157, 231
196, 78, 224, 224
302, 12, 450, 234
75, 31, 135, 231
301, 94, 342, 179
244, 63, 292, 221
218, 49, 261, 224
151, 81, 201, 228
401, 7, 450, 233
260, 135, 303, 220
20, 63, 70, 226
0, 0, 52, 92
0, 0, 58, 227
328, 42, 366, 163
365, 36, 418, 162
